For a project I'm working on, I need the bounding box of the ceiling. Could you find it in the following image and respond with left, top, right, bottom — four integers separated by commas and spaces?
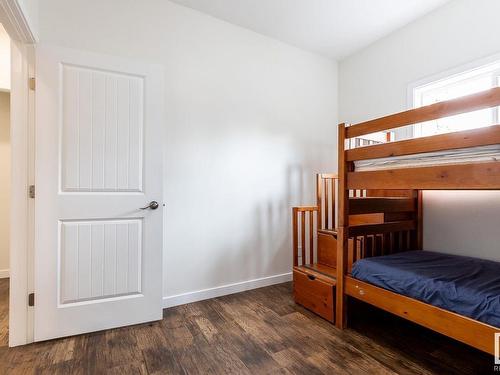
170, 0, 451, 60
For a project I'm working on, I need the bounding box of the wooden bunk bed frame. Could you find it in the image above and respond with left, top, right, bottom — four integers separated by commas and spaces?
336, 87, 500, 355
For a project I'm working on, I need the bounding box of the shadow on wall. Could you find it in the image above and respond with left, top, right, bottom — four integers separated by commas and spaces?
253, 163, 305, 278
197, 156, 317, 293
163, 129, 336, 297
201, 163, 306, 288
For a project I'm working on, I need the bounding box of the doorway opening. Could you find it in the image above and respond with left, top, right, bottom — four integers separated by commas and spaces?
0, 21, 11, 347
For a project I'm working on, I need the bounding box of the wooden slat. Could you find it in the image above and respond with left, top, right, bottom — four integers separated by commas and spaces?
347, 125, 500, 161
301, 212, 306, 266
346, 87, 500, 138
309, 211, 314, 264
348, 220, 415, 237
345, 277, 496, 354
348, 236, 356, 271
332, 178, 336, 229
416, 191, 423, 250
349, 213, 384, 226
316, 174, 322, 230
366, 189, 414, 198
292, 207, 298, 267
294, 206, 318, 212
348, 161, 500, 190
324, 178, 329, 229
349, 197, 414, 215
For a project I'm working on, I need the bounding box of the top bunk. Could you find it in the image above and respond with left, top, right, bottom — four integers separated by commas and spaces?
341, 87, 500, 190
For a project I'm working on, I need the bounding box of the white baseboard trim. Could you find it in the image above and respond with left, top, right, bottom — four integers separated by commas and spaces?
0, 269, 9, 278
163, 272, 292, 309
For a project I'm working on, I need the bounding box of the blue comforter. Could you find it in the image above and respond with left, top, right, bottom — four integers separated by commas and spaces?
351, 251, 500, 327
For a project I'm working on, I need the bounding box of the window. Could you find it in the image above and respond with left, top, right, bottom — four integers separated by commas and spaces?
412, 60, 500, 138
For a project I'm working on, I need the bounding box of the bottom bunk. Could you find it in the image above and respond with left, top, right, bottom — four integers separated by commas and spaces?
346, 250, 499, 355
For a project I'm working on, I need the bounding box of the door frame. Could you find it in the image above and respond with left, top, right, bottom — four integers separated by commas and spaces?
0, 0, 37, 346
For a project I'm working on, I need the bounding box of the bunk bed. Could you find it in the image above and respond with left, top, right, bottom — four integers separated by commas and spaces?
336, 87, 500, 355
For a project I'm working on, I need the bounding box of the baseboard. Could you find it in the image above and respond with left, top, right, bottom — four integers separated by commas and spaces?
163, 272, 292, 309
0, 269, 9, 278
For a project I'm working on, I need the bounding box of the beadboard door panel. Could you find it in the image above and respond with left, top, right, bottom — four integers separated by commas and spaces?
34, 45, 163, 341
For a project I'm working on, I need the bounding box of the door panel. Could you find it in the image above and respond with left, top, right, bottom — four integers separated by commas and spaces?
35, 45, 163, 341
61, 64, 144, 193
59, 219, 142, 304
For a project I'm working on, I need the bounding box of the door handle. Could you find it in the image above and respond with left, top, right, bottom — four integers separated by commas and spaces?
140, 201, 159, 210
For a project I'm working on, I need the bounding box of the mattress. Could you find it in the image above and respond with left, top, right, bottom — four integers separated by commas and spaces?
354, 144, 500, 171
351, 251, 500, 327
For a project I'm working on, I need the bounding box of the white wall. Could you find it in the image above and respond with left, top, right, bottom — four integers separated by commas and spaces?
39, 0, 338, 300
0, 24, 10, 91
339, 0, 500, 261
0, 92, 9, 276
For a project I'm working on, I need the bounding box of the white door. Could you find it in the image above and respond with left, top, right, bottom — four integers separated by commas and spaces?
34, 45, 164, 341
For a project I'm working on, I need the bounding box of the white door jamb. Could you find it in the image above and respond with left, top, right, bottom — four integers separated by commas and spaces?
0, 0, 37, 346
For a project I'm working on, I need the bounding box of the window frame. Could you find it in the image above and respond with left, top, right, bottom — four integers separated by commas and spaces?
406, 52, 500, 140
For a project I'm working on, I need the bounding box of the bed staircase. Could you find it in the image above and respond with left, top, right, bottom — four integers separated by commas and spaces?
292, 173, 420, 323
292, 174, 338, 322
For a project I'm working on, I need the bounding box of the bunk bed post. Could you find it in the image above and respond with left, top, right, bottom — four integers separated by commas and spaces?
336, 123, 349, 329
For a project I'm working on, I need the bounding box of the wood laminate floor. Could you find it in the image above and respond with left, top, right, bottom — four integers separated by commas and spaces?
0, 278, 493, 374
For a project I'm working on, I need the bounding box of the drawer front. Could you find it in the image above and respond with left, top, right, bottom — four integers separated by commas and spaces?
293, 270, 334, 322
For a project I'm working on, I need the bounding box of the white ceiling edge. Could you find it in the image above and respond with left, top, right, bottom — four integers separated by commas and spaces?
170, 0, 452, 61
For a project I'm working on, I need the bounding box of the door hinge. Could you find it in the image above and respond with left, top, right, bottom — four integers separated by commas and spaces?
29, 77, 35, 91
29, 185, 35, 199
28, 293, 35, 307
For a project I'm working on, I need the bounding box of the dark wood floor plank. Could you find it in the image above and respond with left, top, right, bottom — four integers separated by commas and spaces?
0, 278, 9, 347
143, 345, 185, 375
0, 279, 493, 374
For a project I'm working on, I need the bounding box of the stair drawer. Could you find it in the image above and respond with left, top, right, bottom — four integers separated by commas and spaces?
293, 269, 335, 322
